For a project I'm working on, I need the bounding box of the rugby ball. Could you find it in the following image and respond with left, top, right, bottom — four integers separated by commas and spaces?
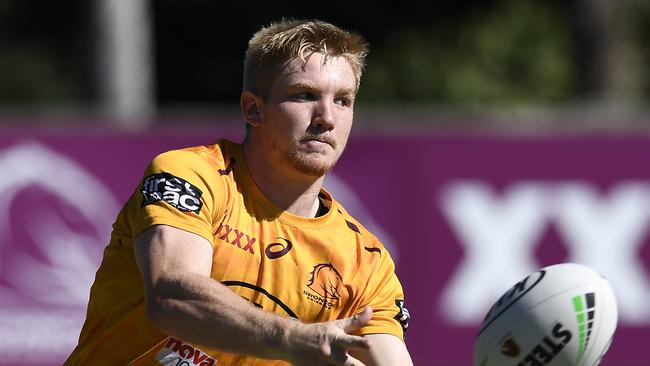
473, 263, 618, 366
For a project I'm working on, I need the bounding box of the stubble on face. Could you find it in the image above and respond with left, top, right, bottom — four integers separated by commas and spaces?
262, 54, 355, 177
285, 136, 345, 177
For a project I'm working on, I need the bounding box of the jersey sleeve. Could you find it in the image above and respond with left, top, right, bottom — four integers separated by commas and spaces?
357, 249, 410, 341
126, 149, 225, 246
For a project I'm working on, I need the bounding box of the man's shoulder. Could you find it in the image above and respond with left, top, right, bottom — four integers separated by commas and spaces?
152, 139, 239, 172
331, 200, 383, 247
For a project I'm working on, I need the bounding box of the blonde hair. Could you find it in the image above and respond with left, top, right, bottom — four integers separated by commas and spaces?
243, 19, 369, 99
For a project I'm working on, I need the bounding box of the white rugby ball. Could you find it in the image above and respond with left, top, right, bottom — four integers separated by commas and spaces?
473, 263, 618, 366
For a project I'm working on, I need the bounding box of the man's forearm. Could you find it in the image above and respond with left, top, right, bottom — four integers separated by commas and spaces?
146, 273, 296, 361
135, 225, 372, 365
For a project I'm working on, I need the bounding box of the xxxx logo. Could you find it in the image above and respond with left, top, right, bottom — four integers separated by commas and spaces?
215, 224, 256, 254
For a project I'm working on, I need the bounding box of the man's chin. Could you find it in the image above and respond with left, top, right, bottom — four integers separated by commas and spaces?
289, 153, 336, 177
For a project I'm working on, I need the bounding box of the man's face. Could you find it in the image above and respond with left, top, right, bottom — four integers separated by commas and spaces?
256, 52, 357, 177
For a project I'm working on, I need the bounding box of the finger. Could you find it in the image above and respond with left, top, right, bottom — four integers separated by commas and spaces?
343, 353, 366, 366
333, 333, 371, 350
329, 347, 367, 366
339, 307, 372, 333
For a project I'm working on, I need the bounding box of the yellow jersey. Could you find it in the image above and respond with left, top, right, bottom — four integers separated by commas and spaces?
65, 140, 409, 366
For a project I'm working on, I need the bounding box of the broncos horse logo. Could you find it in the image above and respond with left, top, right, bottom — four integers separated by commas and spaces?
306, 263, 343, 302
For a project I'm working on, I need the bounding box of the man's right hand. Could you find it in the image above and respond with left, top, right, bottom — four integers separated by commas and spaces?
283, 307, 373, 366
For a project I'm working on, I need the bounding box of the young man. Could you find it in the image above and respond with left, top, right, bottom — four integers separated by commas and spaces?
65, 19, 413, 366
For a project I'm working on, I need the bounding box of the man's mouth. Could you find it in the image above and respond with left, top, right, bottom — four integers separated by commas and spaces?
302, 137, 335, 149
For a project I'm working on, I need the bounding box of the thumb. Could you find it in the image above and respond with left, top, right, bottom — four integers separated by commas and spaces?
339, 307, 372, 333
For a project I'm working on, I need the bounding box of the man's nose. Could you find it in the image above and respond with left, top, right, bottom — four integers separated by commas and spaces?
312, 99, 335, 130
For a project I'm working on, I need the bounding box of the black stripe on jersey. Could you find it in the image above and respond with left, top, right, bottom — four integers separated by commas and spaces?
222, 280, 299, 319
345, 220, 360, 233
218, 158, 236, 175
364, 247, 381, 256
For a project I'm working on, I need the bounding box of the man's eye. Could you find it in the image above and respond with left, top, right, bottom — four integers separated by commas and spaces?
294, 92, 315, 100
335, 97, 351, 107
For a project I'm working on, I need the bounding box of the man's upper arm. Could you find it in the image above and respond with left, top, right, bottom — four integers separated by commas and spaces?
350, 333, 414, 366
352, 248, 413, 365
131, 149, 224, 247
357, 247, 410, 341
134, 224, 214, 296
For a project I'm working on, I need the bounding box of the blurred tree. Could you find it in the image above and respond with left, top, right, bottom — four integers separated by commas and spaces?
0, 0, 648, 118
629, 0, 650, 99
0, 0, 93, 106
360, 0, 577, 108
572, 0, 643, 103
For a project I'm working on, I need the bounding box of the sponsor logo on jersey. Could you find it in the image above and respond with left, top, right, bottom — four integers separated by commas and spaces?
394, 299, 410, 336
155, 337, 216, 366
141, 173, 203, 214
215, 224, 256, 254
516, 322, 572, 366
303, 263, 343, 309
265, 237, 293, 259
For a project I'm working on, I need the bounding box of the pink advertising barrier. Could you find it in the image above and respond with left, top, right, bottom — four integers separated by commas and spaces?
0, 127, 648, 365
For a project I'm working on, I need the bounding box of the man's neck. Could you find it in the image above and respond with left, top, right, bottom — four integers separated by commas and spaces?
242, 139, 325, 218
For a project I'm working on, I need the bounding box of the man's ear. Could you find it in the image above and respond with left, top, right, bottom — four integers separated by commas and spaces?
241, 91, 263, 127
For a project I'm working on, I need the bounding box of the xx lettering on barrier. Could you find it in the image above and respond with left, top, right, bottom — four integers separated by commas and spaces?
438, 181, 650, 325
439, 181, 548, 324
